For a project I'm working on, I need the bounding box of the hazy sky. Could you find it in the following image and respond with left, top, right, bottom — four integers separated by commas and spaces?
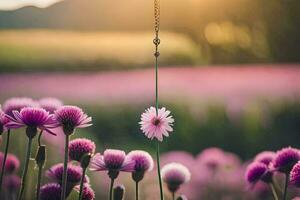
0, 0, 61, 10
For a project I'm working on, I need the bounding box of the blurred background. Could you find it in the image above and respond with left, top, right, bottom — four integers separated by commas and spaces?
0, 0, 300, 199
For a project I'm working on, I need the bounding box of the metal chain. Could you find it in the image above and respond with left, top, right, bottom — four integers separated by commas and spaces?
153, 0, 160, 115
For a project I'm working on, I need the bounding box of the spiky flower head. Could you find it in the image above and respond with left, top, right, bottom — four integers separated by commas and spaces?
161, 162, 191, 193
75, 184, 95, 200
69, 138, 96, 162
254, 151, 276, 166
90, 149, 134, 179
6, 107, 58, 138
0, 153, 20, 174
54, 105, 92, 135
3, 175, 21, 192
273, 147, 300, 173
3, 97, 37, 117
46, 163, 89, 193
39, 183, 61, 200
139, 107, 174, 142
127, 150, 154, 182
39, 97, 63, 114
245, 162, 272, 184
290, 161, 300, 187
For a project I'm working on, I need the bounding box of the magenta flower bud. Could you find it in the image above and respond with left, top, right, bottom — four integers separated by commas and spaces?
273, 147, 300, 173
68, 138, 96, 163
90, 149, 134, 179
6, 107, 58, 138
254, 151, 276, 166
245, 162, 272, 184
0, 152, 20, 174
3, 97, 37, 117
54, 106, 92, 135
4, 175, 21, 192
39, 98, 63, 114
127, 150, 154, 182
39, 183, 61, 200
161, 162, 191, 193
75, 184, 95, 200
46, 163, 89, 193
290, 161, 300, 187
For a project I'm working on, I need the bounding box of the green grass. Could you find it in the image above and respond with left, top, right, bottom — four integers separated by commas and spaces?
0, 30, 204, 72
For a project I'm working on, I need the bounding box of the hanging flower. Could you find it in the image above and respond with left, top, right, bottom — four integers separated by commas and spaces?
54, 105, 92, 135
39, 97, 63, 114
161, 162, 191, 193
139, 107, 174, 142
5, 107, 58, 137
3, 97, 37, 117
68, 138, 96, 162
90, 149, 134, 179
39, 183, 61, 200
273, 147, 300, 173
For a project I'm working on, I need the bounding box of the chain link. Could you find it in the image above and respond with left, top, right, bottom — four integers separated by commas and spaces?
153, 0, 160, 58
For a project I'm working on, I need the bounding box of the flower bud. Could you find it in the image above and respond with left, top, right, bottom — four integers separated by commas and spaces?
35, 145, 46, 167
113, 184, 125, 200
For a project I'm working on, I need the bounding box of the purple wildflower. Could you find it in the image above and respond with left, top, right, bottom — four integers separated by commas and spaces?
6, 107, 58, 137
75, 184, 95, 200
0, 153, 20, 174
273, 147, 300, 173
0, 107, 9, 134
39, 183, 61, 200
290, 161, 300, 187
161, 162, 191, 193
3, 97, 37, 117
47, 163, 88, 185
254, 151, 276, 166
68, 138, 96, 162
245, 162, 272, 184
39, 98, 63, 114
90, 149, 134, 179
54, 106, 92, 135
3, 175, 21, 191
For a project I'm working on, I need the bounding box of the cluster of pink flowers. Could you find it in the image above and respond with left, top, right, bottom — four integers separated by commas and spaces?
245, 147, 300, 200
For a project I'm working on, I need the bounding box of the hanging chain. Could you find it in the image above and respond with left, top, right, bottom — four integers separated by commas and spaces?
153, 0, 160, 115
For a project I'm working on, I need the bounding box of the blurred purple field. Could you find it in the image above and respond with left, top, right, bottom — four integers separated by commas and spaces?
1, 65, 299, 108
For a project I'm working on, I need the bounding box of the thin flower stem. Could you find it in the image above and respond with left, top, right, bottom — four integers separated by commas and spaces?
61, 135, 70, 200
282, 173, 289, 200
78, 167, 87, 200
135, 181, 139, 200
109, 178, 115, 200
269, 182, 279, 200
172, 192, 175, 200
156, 141, 164, 200
36, 164, 43, 200
17, 138, 33, 200
155, 53, 158, 113
0, 129, 11, 196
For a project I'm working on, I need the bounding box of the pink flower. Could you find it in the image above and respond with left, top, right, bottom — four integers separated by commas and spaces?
38, 97, 63, 114
139, 107, 174, 141
3, 97, 38, 117
0, 106, 10, 133
6, 107, 58, 136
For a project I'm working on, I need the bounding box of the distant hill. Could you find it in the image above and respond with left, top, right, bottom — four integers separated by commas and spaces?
0, 0, 155, 30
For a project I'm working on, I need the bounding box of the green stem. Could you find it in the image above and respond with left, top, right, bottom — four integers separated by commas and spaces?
109, 178, 115, 200
17, 138, 33, 200
269, 182, 279, 200
78, 167, 87, 200
0, 129, 11, 196
135, 181, 139, 200
156, 141, 164, 200
282, 173, 289, 200
60, 135, 70, 200
36, 165, 43, 200
172, 192, 175, 200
